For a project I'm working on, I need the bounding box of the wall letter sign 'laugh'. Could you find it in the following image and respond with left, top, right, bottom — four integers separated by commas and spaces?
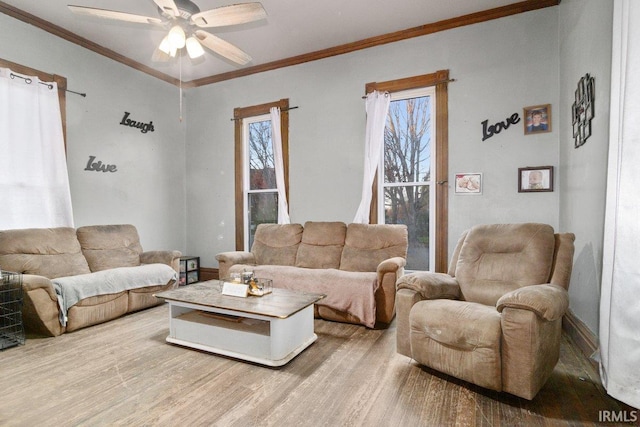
120, 112, 154, 134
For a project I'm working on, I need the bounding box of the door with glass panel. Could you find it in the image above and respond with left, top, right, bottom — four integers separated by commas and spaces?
379, 87, 436, 271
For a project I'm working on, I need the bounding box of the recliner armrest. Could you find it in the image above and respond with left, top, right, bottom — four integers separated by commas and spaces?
496, 284, 568, 321
396, 271, 460, 300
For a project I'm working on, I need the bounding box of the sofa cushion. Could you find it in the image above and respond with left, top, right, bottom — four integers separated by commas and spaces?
455, 223, 556, 306
52, 263, 177, 326
77, 224, 143, 272
251, 223, 303, 266
0, 227, 91, 279
228, 264, 378, 328
340, 224, 408, 272
295, 221, 346, 269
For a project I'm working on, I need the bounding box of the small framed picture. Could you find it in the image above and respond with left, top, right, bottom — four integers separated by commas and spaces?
455, 173, 482, 195
523, 104, 552, 135
518, 166, 553, 193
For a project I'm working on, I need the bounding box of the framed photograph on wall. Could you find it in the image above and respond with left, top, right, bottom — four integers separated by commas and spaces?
518, 166, 553, 193
523, 104, 552, 135
455, 173, 482, 195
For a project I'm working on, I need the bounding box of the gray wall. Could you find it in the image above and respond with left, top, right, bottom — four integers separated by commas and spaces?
558, 0, 614, 334
0, 3, 614, 338
186, 8, 561, 266
0, 13, 187, 253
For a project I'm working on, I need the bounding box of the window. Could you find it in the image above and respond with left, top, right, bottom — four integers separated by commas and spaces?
366, 70, 449, 272
234, 99, 289, 250
380, 87, 435, 271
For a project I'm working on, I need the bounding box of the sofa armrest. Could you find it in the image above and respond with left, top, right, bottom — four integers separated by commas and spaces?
496, 284, 569, 321
141, 250, 182, 272
376, 256, 406, 277
372, 257, 406, 325
21, 274, 58, 300
20, 274, 64, 337
396, 271, 461, 300
216, 251, 256, 279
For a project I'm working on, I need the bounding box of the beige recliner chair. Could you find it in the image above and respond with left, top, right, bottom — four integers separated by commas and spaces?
396, 223, 575, 400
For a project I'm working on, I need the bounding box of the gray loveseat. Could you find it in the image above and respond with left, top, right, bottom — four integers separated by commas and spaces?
216, 221, 408, 328
0, 224, 181, 336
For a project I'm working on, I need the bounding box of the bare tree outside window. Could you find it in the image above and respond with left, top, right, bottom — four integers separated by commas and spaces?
247, 119, 277, 248
383, 96, 432, 270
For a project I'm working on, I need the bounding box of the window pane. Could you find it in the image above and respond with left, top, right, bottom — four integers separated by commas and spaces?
384, 96, 432, 184
385, 185, 429, 271
248, 120, 275, 190
247, 192, 278, 249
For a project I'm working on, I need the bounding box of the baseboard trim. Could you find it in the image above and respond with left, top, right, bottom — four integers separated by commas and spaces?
200, 267, 219, 281
563, 309, 598, 369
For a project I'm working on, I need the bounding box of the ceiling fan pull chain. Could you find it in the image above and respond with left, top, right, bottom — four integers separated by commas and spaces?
179, 54, 183, 122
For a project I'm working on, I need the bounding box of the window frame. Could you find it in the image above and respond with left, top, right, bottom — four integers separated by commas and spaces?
379, 86, 437, 270
233, 98, 290, 251
365, 70, 449, 272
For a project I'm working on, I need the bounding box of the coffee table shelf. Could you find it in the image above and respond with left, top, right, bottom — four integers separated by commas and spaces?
156, 281, 324, 366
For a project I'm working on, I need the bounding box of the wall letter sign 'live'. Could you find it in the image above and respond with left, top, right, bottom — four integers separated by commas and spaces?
120, 112, 154, 134
85, 156, 117, 173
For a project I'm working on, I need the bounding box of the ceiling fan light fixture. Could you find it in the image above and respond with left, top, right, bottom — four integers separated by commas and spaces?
158, 35, 172, 54
168, 25, 186, 49
186, 36, 205, 59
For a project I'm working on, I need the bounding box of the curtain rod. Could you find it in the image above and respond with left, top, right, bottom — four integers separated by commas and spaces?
230, 105, 299, 121
9, 72, 86, 97
361, 78, 457, 98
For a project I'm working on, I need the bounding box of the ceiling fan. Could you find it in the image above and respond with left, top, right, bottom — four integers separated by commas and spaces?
68, 0, 267, 65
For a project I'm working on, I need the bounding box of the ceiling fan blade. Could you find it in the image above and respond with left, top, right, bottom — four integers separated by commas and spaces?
191, 3, 267, 28
195, 30, 252, 65
68, 5, 163, 25
152, 0, 180, 18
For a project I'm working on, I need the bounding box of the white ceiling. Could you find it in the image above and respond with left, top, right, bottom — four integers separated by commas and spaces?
3, 0, 523, 83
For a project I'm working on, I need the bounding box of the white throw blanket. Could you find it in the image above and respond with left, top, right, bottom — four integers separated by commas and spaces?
52, 264, 177, 326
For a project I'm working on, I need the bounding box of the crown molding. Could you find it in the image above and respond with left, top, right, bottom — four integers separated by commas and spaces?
0, 0, 560, 88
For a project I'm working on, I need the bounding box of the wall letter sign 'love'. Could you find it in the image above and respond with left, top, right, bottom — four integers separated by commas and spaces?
481, 112, 520, 141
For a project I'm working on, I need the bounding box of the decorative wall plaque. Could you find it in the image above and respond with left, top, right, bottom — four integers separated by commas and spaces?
120, 111, 154, 134
572, 74, 595, 148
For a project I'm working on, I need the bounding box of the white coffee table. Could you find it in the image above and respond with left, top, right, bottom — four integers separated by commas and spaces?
155, 281, 324, 367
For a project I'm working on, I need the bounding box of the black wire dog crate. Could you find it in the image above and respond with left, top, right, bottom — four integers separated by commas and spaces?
1, 271, 25, 350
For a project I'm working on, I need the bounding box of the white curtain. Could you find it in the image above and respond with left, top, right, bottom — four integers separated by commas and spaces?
599, 0, 640, 409
0, 68, 73, 229
270, 107, 290, 224
353, 90, 390, 223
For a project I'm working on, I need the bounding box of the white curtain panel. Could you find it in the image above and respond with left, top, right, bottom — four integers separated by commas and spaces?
600, 0, 640, 409
270, 107, 290, 224
353, 90, 390, 223
0, 68, 74, 229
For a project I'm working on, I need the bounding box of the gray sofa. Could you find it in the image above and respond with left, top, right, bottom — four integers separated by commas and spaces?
0, 224, 181, 336
216, 221, 408, 328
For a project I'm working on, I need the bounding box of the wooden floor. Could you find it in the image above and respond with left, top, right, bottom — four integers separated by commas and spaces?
0, 304, 633, 427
